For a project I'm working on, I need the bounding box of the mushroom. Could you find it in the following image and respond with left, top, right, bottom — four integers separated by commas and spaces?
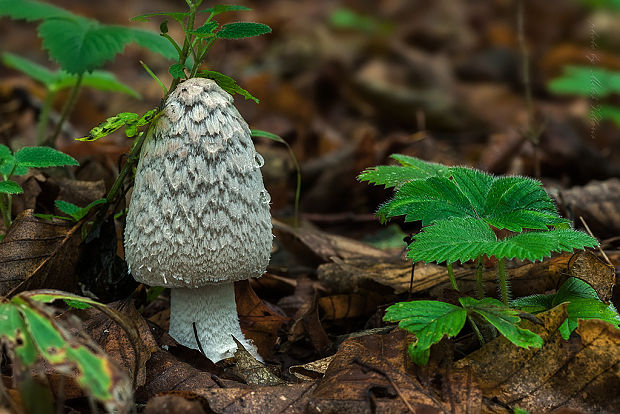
124, 78, 272, 362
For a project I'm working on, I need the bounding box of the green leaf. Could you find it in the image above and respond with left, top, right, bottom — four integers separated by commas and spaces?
511, 294, 554, 314
408, 218, 496, 264
78, 111, 150, 141
409, 218, 597, 264
0, 0, 73, 21
216, 22, 271, 39
169, 63, 186, 79
593, 104, 620, 127
73, 70, 140, 98
14, 147, 78, 168
460, 297, 543, 349
559, 299, 620, 339
199, 70, 259, 103
384, 300, 467, 359
64, 299, 92, 310
190, 21, 218, 36
251, 129, 286, 144
0, 180, 24, 194
358, 154, 448, 188
548, 65, 620, 98
37, 16, 176, 74
1, 52, 56, 86
55, 198, 106, 221
130, 11, 188, 24
200, 5, 252, 16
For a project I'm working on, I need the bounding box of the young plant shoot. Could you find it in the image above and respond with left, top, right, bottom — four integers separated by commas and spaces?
359, 155, 614, 364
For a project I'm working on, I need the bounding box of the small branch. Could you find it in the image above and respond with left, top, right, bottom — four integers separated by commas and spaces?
192, 321, 207, 357
49, 73, 83, 147
447, 263, 459, 291
579, 216, 611, 265
476, 256, 484, 299
497, 258, 510, 305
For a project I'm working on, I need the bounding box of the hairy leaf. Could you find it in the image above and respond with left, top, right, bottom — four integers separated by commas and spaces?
169, 63, 186, 79
216, 22, 271, 39
14, 147, 78, 168
190, 21, 218, 36
0, 180, 24, 195
384, 300, 467, 360
409, 218, 597, 264
460, 297, 543, 349
358, 154, 448, 188
55, 198, 106, 221
130, 11, 188, 24
199, 70, 259, 103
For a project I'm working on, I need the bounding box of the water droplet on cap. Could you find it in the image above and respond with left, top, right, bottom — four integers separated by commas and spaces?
260, 190, 271, 204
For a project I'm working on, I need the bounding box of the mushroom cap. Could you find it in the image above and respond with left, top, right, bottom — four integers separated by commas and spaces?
124, 78, 272, 288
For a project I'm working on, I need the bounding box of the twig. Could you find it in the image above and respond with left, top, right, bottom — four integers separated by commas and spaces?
579, 216, 612, 265
192, 322, 207, 357
352, 358, 416, 414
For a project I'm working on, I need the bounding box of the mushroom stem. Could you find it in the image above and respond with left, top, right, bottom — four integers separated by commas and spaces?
169, 282, 261, 362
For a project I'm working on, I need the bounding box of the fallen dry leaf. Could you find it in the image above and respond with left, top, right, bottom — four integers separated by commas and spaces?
0, 210, 82, 297
143, 395, 206, 414
566, 251, 615, 302
289, 355, 335, 382
455, 305, 620, 413
235, 280, 290, 360
311, 328, 481, 413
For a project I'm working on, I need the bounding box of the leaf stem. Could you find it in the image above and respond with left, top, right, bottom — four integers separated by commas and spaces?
467, 315, 485, 346
497, 258, 510, 305
169, 2, 197, 94
49, 73, 83, 147
476, 256, 484, 299
36, 91, 56, 145
447, 263, 459, 291
0, 193, 9, 231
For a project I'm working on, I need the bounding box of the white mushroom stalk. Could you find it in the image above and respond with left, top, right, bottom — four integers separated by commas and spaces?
124, 78, 272, 362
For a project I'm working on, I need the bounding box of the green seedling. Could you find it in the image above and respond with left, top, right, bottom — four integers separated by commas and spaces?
35, 198, 107, 223
0, 0, 176, 146
359, 155, 616, 364
0, 290, 130, 412
0, 144, 78, 230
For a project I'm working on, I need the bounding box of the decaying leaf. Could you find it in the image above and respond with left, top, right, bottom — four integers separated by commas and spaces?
289, 355, 335, 382
235, 280, 290, 360
566, 251, 615, 302
272, 219, 392, 265
455, 305, 620, 413
144, 395, 206, 414
225, 337, 286, 386
0, 210, 82, 297
311, 328, 481, 413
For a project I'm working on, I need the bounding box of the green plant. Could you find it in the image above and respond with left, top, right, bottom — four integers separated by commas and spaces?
549, 66, 620, 127
0, 0, 177, 146
1, 52, 140, 145
359, 155, 616, 364
79, 1, 277, 223
0, 144, 78, 230
35, 198, 107, 223
0, 290, 130, 412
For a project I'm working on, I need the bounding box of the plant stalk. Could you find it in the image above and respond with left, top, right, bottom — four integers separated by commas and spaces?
467, 315, 485, 346
447, 263, 459, 291
0, 193, 10, 230
36, 91, 56, 145
49, 74, 83, 147
476, 256, 484, 299
497, 258, 509, 305
169, 3, 197, 94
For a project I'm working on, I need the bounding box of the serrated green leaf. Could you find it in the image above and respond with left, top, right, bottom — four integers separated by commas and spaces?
14, 147, 78, 168
408, 218, 496, 264
199, 70, 259, 103
0, 144, 13, 163
560, 299, 620, 339
460, 297, 543, 349
511, 294, 554, 314
0, 0, 73, 21
200, 5, 252, 16
358, 154, 448, 188
0, 180, 23, 194
169, 63, 186, 79
216, 22, 271, 39
384, 300, 467, 355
